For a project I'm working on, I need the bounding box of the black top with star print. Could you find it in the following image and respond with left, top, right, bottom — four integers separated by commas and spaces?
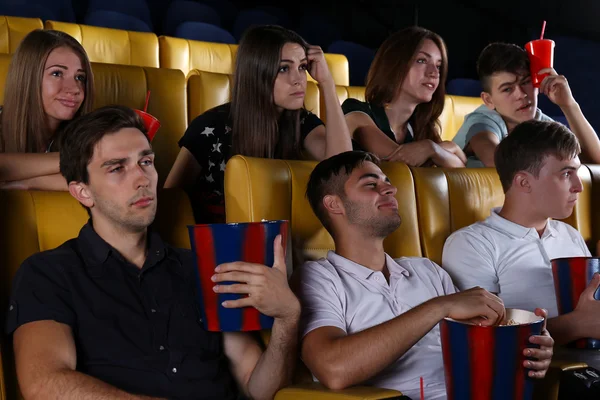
178, 102, 324, 223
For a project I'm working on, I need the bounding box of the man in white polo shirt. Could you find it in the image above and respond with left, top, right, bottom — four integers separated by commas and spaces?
443, 120, 600, 346
296, 151, 553, 400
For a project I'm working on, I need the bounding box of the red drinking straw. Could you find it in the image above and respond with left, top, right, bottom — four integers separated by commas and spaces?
420, 376, 424, 400
144, 90, 151, 113
540, 20, 547, 40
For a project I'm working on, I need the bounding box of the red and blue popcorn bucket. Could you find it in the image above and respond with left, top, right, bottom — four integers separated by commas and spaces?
551, 257, 600, 349
441, 309, 544, 400
187, 220, 289, 332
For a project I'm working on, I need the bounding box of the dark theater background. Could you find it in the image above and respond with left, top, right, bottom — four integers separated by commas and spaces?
245, 0, 600, 133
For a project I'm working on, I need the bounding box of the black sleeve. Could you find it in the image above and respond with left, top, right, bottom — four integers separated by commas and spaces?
300, 110, 324, 140
5, 255, 75, 334
341, 98, 371, 116
178, 106, 228, 165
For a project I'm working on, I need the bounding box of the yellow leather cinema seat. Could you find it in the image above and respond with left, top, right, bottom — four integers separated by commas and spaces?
335, 85, 365, 104
319, 85, 366, 123
411, 167, 505, 265
91, 62, 187, 185
312, 53, 349, 86
0, 53, 11, 101
225, 156, 422, 261
158, 36, 349, 86
224, 155, 404, 399
45, 21, 159, 68
305, 81, 321, 118
186, 70, 233, 123
275, 383, 404, 400
439, 95, 483, 141
0, 16, 42, 54
412, 165, 594, 265
0, 189, 194, 400
0, 191, 88, 400
159, 36, 237, 77
186, 70, 321, 123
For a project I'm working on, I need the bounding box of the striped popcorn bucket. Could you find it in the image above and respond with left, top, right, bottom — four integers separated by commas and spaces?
441, 309, 544, 400
187, 220, 288, 332
551, 257, 600, 349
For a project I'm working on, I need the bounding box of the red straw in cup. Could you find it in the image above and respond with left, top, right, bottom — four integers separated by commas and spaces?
135, 90, 161, 142
540, 20, 546, 40
420, 376, 424, 400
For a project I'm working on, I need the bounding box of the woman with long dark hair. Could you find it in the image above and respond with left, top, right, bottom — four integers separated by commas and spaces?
165, 25, 351, 223
0, 29, 95, 189
343, 26, 466, 167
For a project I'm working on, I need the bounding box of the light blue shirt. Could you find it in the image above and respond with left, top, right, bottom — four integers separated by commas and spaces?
453, 105, 554, 167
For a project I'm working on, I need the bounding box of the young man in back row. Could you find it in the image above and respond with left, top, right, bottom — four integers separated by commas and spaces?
453, 42, 600, 167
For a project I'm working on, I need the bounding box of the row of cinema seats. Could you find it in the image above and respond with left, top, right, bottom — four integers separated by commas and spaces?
224, 157, 599, 400
0, 13, 575, 400
0, 15, 350, 82
0, 15, 483, 117
0, 12, 578, 400
0, 156, 596, 399
0, 15, 485, 186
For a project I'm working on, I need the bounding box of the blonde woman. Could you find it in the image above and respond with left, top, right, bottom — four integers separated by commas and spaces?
0, 29, 94, 190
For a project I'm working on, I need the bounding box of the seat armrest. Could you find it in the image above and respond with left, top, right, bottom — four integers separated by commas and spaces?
275, 382, 406, 400
534, 360, 588, 400
550, 360, 588, 371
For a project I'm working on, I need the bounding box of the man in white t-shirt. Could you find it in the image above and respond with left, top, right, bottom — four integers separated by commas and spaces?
452, 43, 600, 167
444, 119, 600, 346
296, 151, 553, 400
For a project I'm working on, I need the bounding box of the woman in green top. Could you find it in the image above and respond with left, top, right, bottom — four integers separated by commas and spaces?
342, 26, 466, 167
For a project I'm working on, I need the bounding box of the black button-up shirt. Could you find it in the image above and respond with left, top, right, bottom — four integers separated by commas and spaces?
6, 222, 237, 400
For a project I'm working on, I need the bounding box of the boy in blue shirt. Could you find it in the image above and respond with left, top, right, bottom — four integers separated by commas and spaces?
453, 42, 600, 167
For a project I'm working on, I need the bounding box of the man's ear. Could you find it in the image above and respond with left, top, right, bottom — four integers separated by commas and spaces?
481, 90, 495, 110
323, 194, 344, 216
68, 181, 94, 209
513, 171, 532, 194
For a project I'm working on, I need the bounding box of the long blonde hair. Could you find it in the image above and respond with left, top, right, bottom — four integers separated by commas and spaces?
0, 29, 95, 153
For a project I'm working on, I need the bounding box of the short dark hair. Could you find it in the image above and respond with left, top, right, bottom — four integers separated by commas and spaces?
306, 151, 380, 236
59, 105, 148, 184
477, 42, 530, 92
495, 120, 581, 192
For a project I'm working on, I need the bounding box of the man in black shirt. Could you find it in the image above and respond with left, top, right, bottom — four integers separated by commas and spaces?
6, 105, 301, 400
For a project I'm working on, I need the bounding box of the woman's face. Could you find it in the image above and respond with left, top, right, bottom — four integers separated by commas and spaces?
273, 42, 308, 112
399, 39, 443, 104
42, 46, 86, 132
